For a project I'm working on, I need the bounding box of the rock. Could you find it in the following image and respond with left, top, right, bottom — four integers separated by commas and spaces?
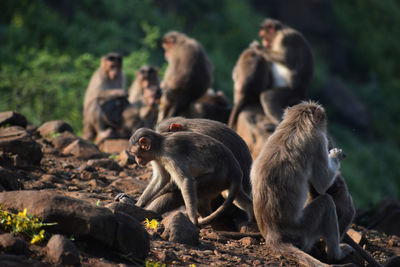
346, 229, 366, 246
51, 131, 79, 151
161, 211, 199, 245
0, 167, 22, 190
0, 190, 149, 260
368, 198, 400, 236
0, 126, 43, 165
37, 120, 74, 139
87, 158, 122, 171
239, 236, 257, 247
62, 139, 105, 159
106, 202, 162, 222
0, 254, 45, 267
108, 177, 147, 195
0, 233, 28, 254
0, 111, 27, 128
236, 105, 272, 158
99, 139, 129, 154
117, 149, 135, 166
46, 234, 80, 266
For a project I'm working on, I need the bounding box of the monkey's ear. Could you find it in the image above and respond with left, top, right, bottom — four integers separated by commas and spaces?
313, 107, 325, 124
138, 137, 151, 150
169, 123, 183, 132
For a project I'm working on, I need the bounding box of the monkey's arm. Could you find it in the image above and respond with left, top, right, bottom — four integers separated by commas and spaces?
310, 147, 341, 195
136, 161, 170, 207
165, 161, 198, 225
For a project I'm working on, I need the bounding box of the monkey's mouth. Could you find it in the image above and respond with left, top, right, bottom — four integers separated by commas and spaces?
135, 156, 147, 166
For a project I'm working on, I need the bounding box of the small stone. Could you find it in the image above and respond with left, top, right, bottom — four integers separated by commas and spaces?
46, 234, 80, 266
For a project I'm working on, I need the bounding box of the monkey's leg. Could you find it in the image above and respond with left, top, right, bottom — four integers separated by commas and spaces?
136, 170, 170, 208
221, 189, 254, 222
299, 194, 353, 262
146, 191, 184, 214
259, 88, 302, 126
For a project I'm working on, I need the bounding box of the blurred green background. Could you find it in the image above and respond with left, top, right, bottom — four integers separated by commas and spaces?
1, 0, 399, 209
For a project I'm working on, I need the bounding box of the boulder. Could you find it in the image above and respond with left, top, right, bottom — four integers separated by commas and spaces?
51, 131, 79, 151
62, 139, 105, 159
0, 233, 28, 254
161, 211, 199, 245
0, 126, 42, 165
37, 120, 74, 139
106, 202, 161, 222
87, 158, 122, 172
0, 190, 149, 260
46, 234, 80, 266
0, 111, 27, 128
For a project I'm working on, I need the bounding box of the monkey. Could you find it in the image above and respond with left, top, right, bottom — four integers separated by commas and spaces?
82, 89, 129, 144
257, 18, 314, 127
157, 117, 252, 196
121, 85, 162, 135
251, 101, 353, 266
127, 127, 254, 226
183, 89, 232, 123
82, 53, 126, 141
228, 41, 271, 130
157, 31, 213, 123
128, 66, 160, 104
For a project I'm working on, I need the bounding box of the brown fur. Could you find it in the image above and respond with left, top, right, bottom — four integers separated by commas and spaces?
228, 41, 271, 130
251, 101, 352, 266
258, 18, 314, 125
82, 53, 126, 141
128, 128, 253, 226
128, 66, 160, 104
158, 31, 213, 122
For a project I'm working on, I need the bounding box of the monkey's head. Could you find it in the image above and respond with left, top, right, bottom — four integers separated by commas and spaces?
156, 117, 186, 133
136, 66, 159, 88
282, 101, 327, 130
128, 128, 163, 166
259, 18, 283, 48
143, 86, 162, 109
101, 53, 123, 81
162, 31, 187, 60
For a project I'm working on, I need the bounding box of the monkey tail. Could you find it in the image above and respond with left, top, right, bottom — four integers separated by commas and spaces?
198, 177, 240, 225
228, 98, 246, 129
269, 241, 330, 267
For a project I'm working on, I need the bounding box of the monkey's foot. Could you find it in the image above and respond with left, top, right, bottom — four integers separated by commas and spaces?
329, 243, 354, 262
114, 193, 136, 205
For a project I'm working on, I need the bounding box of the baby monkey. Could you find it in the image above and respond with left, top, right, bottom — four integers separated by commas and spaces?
127, 128, 253, 226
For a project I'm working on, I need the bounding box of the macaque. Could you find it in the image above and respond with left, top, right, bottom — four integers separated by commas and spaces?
228, 41, 271, 130
251, 101, 353, 266
128, 66, 160, 103
157, 117, 252, 196
127, 128, 254, 226
82, 89, 129, 144
182, 89, 231, 123
83, 53, 126, 141
157, 31, 213, 122
258, 18, 314, 126
122, 85, 162, 135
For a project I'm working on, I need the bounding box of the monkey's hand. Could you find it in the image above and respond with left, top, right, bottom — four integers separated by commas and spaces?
329, 148, 346, 161
114, 193, 137, 206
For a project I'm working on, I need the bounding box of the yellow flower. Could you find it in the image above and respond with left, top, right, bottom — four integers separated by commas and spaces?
144, 218, 159, 229
30, 229, 45, 244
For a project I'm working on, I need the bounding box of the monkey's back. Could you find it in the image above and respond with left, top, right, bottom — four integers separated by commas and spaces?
158, 117, 252, 193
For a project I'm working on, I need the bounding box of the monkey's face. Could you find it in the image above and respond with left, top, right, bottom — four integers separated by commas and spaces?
143, 87, 161, 108
162, 38, 175, 61
259, 27, 275, 48
128, 136, 154, 166
103, 61, 122, 81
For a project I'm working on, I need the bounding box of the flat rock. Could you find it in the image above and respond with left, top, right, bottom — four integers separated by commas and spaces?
108, 177, 147, 195
99, 139, 129, 154
0, 190, 149, 260
62, 139, 105, 159
46, 234, 80, 266
0, 111, 27, 128
87, 158, 122, 171
117, 149, 135, 167
162, 211, 199, 245
0, 126, 42, 165
37, 120, 74, 139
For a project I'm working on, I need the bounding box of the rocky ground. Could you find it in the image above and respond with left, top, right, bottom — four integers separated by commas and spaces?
0, 111, 399, 266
